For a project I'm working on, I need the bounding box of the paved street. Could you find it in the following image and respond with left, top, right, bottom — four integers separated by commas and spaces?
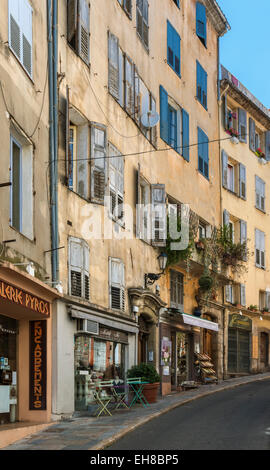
109, 379, 270, 450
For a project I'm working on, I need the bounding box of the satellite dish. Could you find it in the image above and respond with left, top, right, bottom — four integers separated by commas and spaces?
141, 111, 160, 129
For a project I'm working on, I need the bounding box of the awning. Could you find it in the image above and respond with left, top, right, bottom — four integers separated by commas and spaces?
181, 314, 219, 332
69, 306, 138, 334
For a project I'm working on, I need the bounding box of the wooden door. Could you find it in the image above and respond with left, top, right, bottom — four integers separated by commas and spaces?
260, 333, 268, 368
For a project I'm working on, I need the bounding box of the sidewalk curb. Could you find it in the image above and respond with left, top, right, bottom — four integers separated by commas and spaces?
91, 374, 270, 450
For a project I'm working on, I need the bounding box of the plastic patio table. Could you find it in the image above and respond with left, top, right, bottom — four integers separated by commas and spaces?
128, 381, 150, 408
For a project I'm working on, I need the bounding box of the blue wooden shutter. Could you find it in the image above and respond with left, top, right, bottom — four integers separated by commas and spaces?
160, 85, 169, 144
182, 109, 189, 161
203, 68, 207, 109
196, 61, 201, 102
265, 131, 270, 161
249, 118, 255, 151
198, 127, 208, 178
240, 220, 247, 261
239, 163, 246, 200
173, 28, 181, 76
196, 2, 207, 46
238, 108, 247, 143
222, 149, 228, 188
167, 21, 174, 68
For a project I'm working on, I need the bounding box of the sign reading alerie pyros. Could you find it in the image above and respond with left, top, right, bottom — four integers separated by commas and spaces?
0, 279, 50, 317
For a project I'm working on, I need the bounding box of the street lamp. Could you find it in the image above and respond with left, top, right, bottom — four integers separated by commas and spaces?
144, 252, 168, 287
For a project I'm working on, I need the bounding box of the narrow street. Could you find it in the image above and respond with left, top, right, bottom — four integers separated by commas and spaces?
108, 379, 270, 450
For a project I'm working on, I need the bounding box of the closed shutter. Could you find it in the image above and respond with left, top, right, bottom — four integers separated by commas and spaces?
261, 231, 265, 269
256, 229, 265, 268
256, 176, 265, 211
78, 0, 90, 64
238, 108, 247, 143
90, 125, 107, 204
225, 285, 231, 303
108, 32, 120, 100
170, 271, 184, 309
249, 118, 256, 152
67, 0, 78, 43
198, 127, 209, 178
167, 21, 181, 76
239, 163, 246, 199
182, 109, 189, 161
265, 131, 270, 161
136, 164, 142, 239
83, 242, 90, 300
196, 1, 207, 46
196, 61, 202, 102
109, 258, 125, 312
159, 86, 169, 144
151, 184, 166, 247
222, 149, 228, 188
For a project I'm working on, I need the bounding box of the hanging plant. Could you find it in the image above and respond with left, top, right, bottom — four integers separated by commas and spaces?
198, 274, 214, 292
164, 214, 194, 267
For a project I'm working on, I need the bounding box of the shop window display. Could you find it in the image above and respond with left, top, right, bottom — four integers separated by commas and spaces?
74, 335, 125, 411
0, 315, 17, 424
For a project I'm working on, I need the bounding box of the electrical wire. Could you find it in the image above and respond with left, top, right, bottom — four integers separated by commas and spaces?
29, 59, 49, 138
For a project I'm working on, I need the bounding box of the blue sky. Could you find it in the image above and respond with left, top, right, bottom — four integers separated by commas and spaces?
218, 0, 270, 108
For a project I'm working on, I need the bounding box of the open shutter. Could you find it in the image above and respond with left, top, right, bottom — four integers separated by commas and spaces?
108, 143, 124, 220
240, 220, 247, 261
240, 284, 246, 307
124, 0, 132, 17
67, 0, 78, 43
125, 55, 135, 116
223, 209, 230, 227
69, 238, 83, 297
222, 92, 228, 130
65, 86, 72, 188
90, 125, 107, 204
196, 1, 207, 46
222, 149, 228, 189
9, 0, 21, 59
159, 86, 169, 144
109, 258, 125, 312
261, 232, 265, 269
167, 21, 174, 69
77, 124, 89, 199
108, 32, 120, 100
78, 0, 90, 64
249, 118, 256, 152
225, 285, 231, 303
238, 108, 247, 143
239, 163, 246, 199
151, 184, 166, 247
21, 0, 32, 76
265, 131, 270, 161
136, 164, 142, 239
182, 109, 189, 161
196, 61, 202, 102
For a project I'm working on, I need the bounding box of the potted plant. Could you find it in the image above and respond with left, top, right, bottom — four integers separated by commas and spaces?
127, 363, 160, 404
198, 274, 213, 292
255, 148, 265, 159
226, 128, 239, 144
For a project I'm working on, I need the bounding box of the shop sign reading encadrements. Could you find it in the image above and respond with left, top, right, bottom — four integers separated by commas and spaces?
0, 278, 50, 317
29, 321, 47, 410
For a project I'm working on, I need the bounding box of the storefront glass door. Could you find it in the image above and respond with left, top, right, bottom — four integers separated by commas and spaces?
0, 315, 17, 425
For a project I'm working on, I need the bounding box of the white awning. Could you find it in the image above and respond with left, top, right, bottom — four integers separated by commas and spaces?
69, 306, 138, 334
181, 314, 219, 332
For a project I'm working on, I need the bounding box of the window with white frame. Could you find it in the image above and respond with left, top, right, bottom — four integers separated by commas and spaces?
170, 270, 184, 310
108, 143, 124, 222
69, 237, 90, 300
9, 0, 33, 76
109, 258, 125, 312
255, 176, 265, 212
255, 229, 265, 269
10, 128, 33, 240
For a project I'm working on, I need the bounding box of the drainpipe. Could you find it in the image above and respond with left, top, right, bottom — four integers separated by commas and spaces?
47, 0, 59, 283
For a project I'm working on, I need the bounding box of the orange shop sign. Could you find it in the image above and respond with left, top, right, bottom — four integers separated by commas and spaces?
0, 279, 50, 316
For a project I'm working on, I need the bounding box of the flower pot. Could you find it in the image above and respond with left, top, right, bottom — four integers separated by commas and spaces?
230, 136, 239, 144
193, 308, 202, 317
142, 382, 160, 404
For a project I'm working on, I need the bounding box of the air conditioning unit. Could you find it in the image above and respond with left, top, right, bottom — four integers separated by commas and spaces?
76, 319, 99, 335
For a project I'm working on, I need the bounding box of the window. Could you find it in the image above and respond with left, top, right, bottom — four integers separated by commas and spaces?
108, 143, 124, 222
159, 85, 189, 160
108, 32, 157, 146
221, 150, 246, 199
9, 0, 32, 76
225, 285, 235, 304
136, 0, 149, 49
259, 291, 270, 311
225, 284, 244, 306
69, 237, 90, 300
117, 0, 132, 18
255, 229, 265, 269
196, 2, 207, 46
67, 0, 90, 64
198, 127, 209, 178
223, 211, 247, 255
109, 258, 125, 312
137, 167, 166, 246
196, 61, 207, 109
255, 176, 265, 212
167, 21, 181, 77
66, 102, 107, 204
170, 270, 184, 310
10, 130, 33, 239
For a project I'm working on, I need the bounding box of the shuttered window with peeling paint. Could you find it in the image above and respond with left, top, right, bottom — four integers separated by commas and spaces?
69, 237, 90, 300
67, 0, 90, 65
108, 143, 124, 223
90, 124, 107, 204
9, 0, 32, 77
109, 258, 125, 312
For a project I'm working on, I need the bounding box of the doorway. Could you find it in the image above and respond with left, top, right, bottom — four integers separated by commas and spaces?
260, 333, 269, 369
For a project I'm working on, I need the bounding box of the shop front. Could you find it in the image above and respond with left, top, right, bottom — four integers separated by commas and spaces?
160, 310, 219, 395
0, 262, 61, 434
228, 313, 252, 374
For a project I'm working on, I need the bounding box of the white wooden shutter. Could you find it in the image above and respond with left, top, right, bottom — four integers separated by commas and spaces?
109, 258, 125, 312
77, 124, 89, 199
83, 241, 90, 300
125, 55, 134, 115
69, 238, 83, 297
261, 231, 265, 269
21, 0, 32, 76
225, 285, 231, 303
9, 0, 21, 59
108, 32, 120, 100
240, 284, 246, 307
222, 150, 228, 189
151, 184, 166, 247
108, 143, 124, 221
78, 0, 90, 64
90, 125, 107, 204
9, 0, 32, 76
